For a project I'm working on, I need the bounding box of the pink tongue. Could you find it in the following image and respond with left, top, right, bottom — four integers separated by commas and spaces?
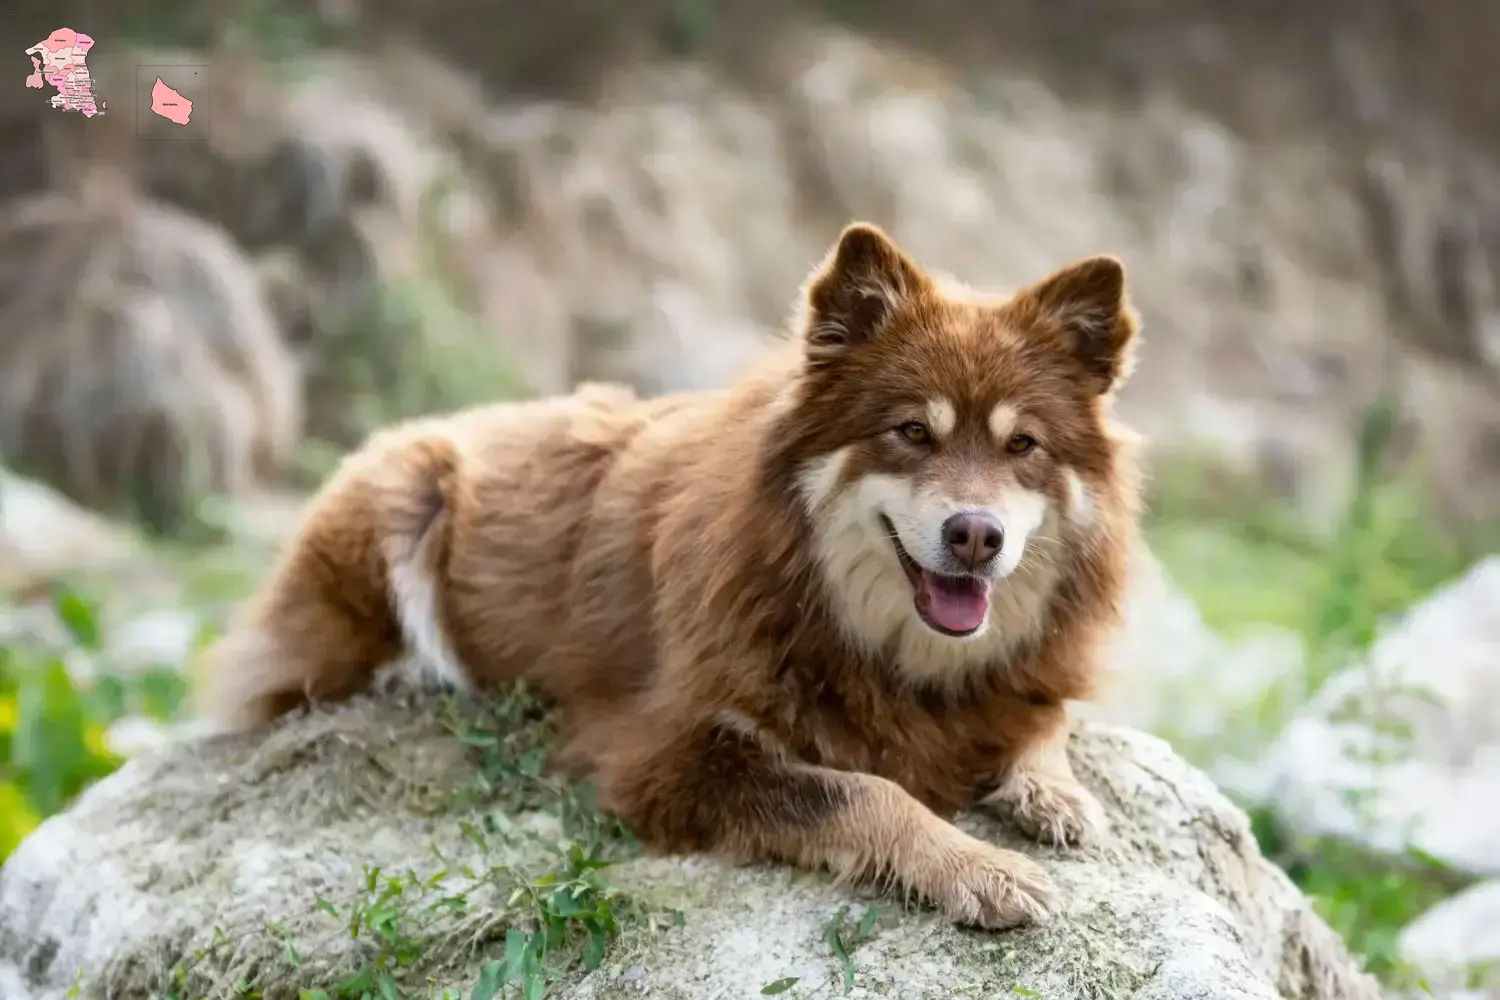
918, 572, 991, 633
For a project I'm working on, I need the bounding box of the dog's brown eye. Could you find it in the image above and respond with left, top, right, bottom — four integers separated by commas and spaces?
898, 421, 931, 445
1006, 434, 1036, 455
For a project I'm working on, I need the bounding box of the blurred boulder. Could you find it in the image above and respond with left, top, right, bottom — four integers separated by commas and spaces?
0, 171, 302, 536
0, 466, 141, 591
1398, 878, 1500, 996
1259, 557, 1500, 877
1083, 543, 1307, 783
1398, 879, 1500, 995
102, 609, 203, 676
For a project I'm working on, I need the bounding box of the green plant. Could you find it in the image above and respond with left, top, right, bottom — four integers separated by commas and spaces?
0, 584, 188, 861
824, 903, 882, 994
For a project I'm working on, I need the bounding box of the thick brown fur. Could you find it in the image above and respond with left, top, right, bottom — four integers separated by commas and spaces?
202, 222, 1144, 929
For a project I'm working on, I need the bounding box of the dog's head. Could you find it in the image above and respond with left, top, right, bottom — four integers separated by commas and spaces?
780, 223, 1139, 678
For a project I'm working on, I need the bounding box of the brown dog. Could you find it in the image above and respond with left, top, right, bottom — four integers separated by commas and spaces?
202, 222, 1143, 929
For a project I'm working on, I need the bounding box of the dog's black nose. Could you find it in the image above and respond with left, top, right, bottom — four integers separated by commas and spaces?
942, 512, 1004, 569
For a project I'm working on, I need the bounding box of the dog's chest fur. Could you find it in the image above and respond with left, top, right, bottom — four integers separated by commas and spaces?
762, 637, 1058, 812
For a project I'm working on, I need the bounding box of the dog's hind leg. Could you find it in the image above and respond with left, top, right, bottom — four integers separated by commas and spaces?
196, 430, 461, 730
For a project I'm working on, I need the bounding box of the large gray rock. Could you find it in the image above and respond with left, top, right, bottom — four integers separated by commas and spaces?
0, 687, 1379, 1000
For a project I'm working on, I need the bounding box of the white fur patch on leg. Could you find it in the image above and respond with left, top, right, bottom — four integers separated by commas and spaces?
384, 528, 471, 694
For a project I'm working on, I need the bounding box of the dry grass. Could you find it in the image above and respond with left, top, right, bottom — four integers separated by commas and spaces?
0, 176, 301, 536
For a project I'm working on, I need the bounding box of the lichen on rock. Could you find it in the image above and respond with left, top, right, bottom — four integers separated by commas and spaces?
0, 683, 1380, 1000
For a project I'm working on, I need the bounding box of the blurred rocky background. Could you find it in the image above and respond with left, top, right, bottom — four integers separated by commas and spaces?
2, 1, 1499, 996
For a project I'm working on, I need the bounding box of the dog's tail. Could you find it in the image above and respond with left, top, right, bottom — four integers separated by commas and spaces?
196, 427, 462, 731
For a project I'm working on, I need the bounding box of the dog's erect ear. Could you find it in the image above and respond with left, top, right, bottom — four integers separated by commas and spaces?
1012, 255, 1140, 395
800, 223, 927, 363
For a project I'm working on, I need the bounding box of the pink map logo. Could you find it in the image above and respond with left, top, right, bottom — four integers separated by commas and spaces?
24, 27, 105, 118
150, 77, 192, 126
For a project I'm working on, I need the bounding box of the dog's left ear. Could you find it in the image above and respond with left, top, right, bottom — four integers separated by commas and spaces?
1012, 255, 1140, 395
799, 223, 929, 365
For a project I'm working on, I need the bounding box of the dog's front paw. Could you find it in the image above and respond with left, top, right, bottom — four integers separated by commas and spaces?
983, 772, 1107, 848
922, 837, 1055, 930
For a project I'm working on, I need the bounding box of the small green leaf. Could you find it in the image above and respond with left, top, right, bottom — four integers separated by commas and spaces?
331, 965, 375, 998
135, 670, 188, 720
50, 585, 101, 650
498, 928, 527, 983
550, 887, 585, 916
761, 978, 800, 995
581, 925, 607, 971
518, 748, 546, 776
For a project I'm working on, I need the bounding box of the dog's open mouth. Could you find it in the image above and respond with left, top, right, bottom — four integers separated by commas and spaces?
879, 515, 991, 637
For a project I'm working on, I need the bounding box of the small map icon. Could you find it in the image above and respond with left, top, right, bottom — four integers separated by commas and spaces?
135, 64, 209, 140
150, 76, 192, 126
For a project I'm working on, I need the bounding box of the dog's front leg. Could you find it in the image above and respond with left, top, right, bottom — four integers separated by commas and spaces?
599, 709, 1055, 929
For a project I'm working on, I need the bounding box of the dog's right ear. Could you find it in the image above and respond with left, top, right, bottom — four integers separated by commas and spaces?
799, 223, 927, 364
